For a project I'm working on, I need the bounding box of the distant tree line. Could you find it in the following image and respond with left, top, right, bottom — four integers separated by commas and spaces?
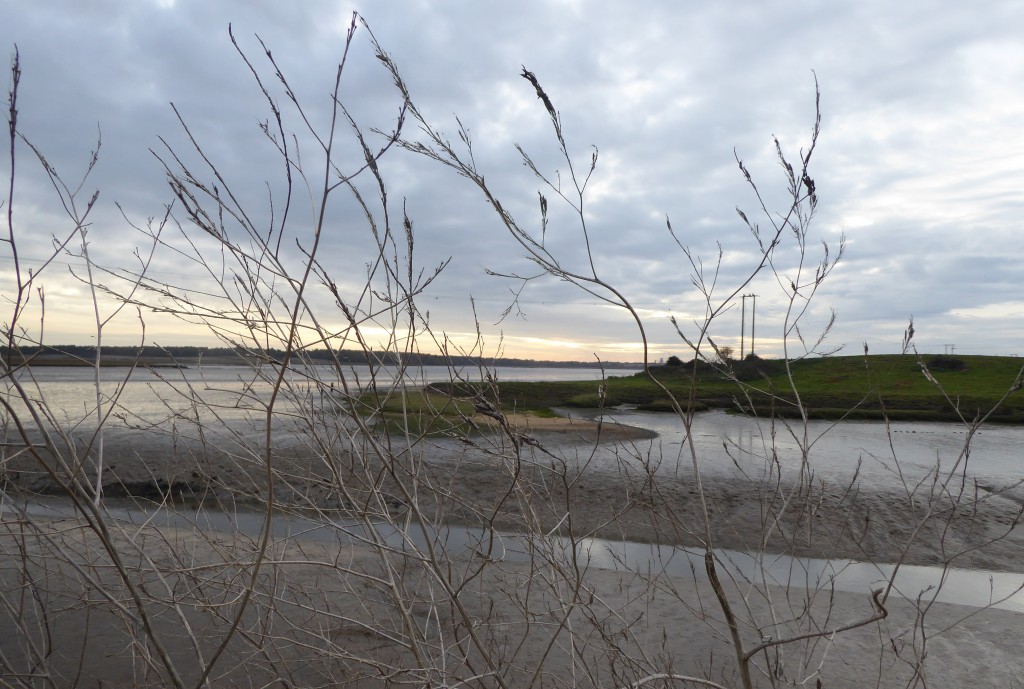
4, 345, 643, 369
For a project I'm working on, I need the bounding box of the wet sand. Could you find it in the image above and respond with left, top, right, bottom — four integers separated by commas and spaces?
2, 507, 1021, 688
3, 412, 1022, 687
6, 411, 1024, 571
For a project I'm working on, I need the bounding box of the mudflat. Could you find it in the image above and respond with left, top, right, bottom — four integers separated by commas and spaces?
3, 412, 1022, 687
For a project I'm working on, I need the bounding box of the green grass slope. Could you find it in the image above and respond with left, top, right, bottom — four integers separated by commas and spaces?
434, 355, 1024, 423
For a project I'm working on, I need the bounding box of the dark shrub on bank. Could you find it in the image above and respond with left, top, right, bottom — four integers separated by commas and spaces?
928, 355, 967, 371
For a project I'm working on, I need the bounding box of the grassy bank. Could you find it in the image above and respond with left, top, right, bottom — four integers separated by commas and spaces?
431, 354, 1024, 424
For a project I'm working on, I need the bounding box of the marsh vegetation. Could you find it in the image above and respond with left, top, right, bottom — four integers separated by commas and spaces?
3, 15, 1023, 689
438, 353, 1024, 421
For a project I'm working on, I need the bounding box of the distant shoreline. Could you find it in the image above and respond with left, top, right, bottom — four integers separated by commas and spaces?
8, 356, 191, 368
4, 346, 644, 370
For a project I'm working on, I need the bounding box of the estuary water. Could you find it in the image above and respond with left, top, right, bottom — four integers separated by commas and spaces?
10, 495, 1024, 613
5, 363, 1023, 493
5, 363, 1024, 612
4, 364, 616, 418
590, 407, 1024, 494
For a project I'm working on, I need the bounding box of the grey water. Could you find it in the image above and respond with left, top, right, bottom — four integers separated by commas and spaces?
8, 495, 1023, 614
585, 407, 1024, 494
14, 364, 1023, 495
3, 364, 621, 425
5, 364, 1024, 613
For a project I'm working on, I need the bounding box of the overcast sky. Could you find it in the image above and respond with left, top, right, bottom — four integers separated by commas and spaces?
4, 1, 1024, 362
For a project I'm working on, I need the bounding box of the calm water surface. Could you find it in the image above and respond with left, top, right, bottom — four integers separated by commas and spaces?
6, 364, 621, 424
11, 496, 1023, 613
591, 408, 1024, 492
6, 364, 1022, 492
5, 365, 1023, 610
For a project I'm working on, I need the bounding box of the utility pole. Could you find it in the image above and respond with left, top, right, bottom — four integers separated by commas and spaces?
741, 295, 747, 359
740, 293, 757, 358
750, 294, 757, 357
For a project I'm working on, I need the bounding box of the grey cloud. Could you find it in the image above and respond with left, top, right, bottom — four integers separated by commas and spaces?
3, 0, 1023, 358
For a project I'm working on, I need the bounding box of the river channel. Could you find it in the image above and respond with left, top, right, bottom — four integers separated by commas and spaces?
5, 363, 1024, 612
9, 495, 1023, 614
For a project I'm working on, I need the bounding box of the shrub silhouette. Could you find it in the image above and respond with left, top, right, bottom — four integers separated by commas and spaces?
928, 354, 967, 371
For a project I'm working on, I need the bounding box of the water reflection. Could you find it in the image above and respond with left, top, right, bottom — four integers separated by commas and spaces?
5, 364, 617, 425
9, 497, 1023, 613
590, 408, 1024, 492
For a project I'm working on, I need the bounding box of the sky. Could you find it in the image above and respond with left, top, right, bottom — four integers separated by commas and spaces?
3, 1, 1024, 363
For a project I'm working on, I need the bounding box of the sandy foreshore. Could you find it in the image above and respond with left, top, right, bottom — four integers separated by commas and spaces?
2, 500, 1022, 688
6, 410, 1024, 572
3, 411, 1023, 687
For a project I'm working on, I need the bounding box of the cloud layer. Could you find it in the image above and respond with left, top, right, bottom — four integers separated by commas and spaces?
4, 1, 1023, 361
